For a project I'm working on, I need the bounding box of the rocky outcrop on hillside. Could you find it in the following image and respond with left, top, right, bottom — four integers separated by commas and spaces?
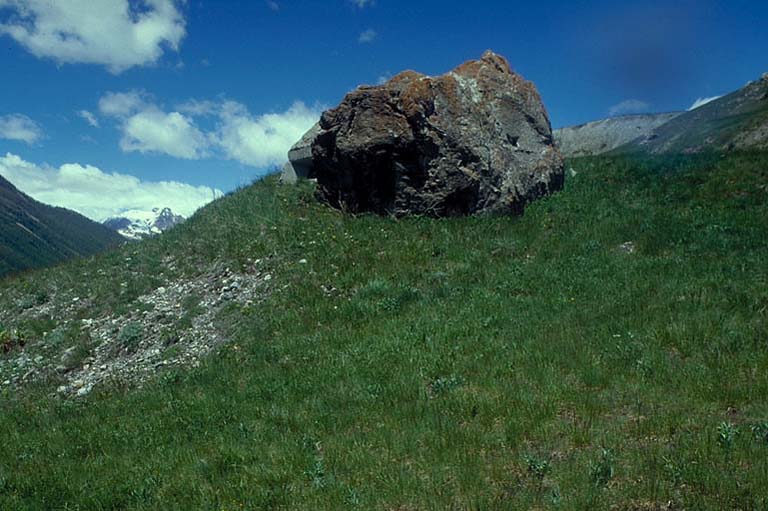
553, 113, 682, 157
284, 51, 564, 216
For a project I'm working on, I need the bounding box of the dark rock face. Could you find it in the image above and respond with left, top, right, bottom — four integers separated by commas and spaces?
310, 51, 564, 216
154, 207, 184, 231
102, 217, 133, 231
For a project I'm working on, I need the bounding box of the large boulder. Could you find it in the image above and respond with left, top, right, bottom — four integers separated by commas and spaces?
287, 51, 564, 216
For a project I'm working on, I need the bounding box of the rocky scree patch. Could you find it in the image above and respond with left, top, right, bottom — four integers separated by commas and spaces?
0, 259, 272, 397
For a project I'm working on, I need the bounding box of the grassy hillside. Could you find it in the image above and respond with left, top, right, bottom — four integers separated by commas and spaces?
1, 152, 767, 509
615, 77, 768, 155
0, 175, 124, 277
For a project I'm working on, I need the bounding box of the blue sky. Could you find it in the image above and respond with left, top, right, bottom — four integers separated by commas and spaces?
0, 0, 766, 220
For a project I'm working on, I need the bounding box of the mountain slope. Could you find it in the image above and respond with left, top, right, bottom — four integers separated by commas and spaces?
554, 112, 682, 156
0, 175, 123, 277
616, 74, 768, 154
103, 207, 185, 240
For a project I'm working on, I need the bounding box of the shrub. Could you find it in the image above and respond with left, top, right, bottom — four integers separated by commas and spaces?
118, 322, 143, 354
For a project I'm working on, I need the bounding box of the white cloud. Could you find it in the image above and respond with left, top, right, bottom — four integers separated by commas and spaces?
688, 96, 721, 111
176, 99, 219, 117
350, 0, 374, 7
214, 101, 321, 168
0, 114, 43, 144
78, 110, 99, 128
0, 0, 186, 73
98, 91, 148, 117
120, 109, 209, 159
0, 152, 219, 221
99, 91, 321, 168
266, 1, 279, 11
608, 99, 651, 117
358, 28, 377, 43
99, 91, 208, 159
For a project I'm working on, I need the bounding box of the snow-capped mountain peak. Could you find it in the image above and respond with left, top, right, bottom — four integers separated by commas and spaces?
103, 207, 185, 240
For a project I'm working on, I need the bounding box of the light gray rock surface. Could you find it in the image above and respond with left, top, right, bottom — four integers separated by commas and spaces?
280, 122, 321, 183
553, 113, 682, 157
280, 161, 298, 184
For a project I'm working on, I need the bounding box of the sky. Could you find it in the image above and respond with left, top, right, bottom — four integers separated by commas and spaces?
0, 0, 766, 221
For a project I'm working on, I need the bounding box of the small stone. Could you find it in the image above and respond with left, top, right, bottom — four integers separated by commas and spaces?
55, 365, 67, 373
3, 380, 10, 386
56, 385, 68, 393
264, 274, 272, 281
72, 379, 85, 388
618, 241, 636, 254
34, 355, 44, 364
298, 259, 308, 264
76, 385, 92, 397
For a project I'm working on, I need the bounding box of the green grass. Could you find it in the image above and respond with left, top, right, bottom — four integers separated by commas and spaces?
0, 152, 767, 509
